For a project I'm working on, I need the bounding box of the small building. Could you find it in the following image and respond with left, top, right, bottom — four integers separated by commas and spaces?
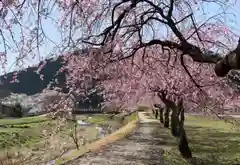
73, 108, 103, 114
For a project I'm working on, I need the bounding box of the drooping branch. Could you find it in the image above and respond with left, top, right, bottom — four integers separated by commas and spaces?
120, 39, 221, 64
214, 38, 240, 77
83, 0, 240, 77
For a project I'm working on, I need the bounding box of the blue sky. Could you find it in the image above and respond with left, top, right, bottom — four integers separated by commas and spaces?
0, 3, 62, 74
0, 0, 240, 75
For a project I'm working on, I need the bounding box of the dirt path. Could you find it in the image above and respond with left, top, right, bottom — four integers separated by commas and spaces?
65, 112, 165, 165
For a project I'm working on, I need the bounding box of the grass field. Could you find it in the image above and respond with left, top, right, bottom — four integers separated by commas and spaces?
2, 111, 237, 165
0, 113, 127, 164
150, 113, 240, 165
0, 115, 50, 149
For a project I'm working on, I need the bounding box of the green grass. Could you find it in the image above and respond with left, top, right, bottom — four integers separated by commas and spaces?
0, 115, 50, 125
0, 115, 70, 150
0, 115, 53, 149
150, 114, 240, 165
86, 114, 108, 124
53, 113, 138, 165
0, 120, 50, 148
122, 112, 137, 125
0, 113, 128, 164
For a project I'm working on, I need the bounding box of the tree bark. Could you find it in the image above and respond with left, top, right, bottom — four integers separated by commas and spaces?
164, 107, 170, 128
178, 106, 192, 159
214, 40, 240, 77
155, 109, 159, 119
155, 89, 192, 158
159, 108, 164, 123
171, 106, 180, 137
178, 128, 192, 158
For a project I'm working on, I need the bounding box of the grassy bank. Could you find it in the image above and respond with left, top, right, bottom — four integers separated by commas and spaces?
0, 116, 50, 125
150, 114, 240, 165
122, 112, 137, 124
54, 112, 138, 165
0, 115, 50, 149
0, 113, 125, 164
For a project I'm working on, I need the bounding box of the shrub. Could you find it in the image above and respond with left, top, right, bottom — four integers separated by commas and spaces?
11, 103, 23, 118
0, 113, 7, 119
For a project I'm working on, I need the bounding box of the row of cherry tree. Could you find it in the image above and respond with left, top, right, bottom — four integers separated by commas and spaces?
1, 0, 240, 160
1, 0, 240, 113
61, 45, 238, 115
59, 41, 239, 159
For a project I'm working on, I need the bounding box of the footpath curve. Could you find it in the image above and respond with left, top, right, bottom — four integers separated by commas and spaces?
65, 112, 165, 165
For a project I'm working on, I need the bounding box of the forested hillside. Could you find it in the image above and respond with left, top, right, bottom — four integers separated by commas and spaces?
0, 53, 104, 109
0, 56, 66, 95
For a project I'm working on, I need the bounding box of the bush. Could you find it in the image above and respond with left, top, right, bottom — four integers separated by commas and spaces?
11, 103, 23, 118
0, 113, 8, 119
9, 124, 30, 128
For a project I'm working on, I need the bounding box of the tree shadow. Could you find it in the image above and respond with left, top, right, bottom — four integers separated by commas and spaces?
184, 125, 240, 165
145, 112, 240, 165
185, 125, 240, 154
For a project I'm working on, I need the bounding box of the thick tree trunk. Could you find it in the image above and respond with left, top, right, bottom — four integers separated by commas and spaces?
214, 42, 240, 77
178, 107, 192, 159
152, 108, 155, 114
178, 130, 192, 158
178, 127, 192, 158
156, 89, 192, 158
171, 106, 180, 137
164, 108, 170, 128
176, 37, 240, 77
159, 108, 164, 123
155, 109, 159, 119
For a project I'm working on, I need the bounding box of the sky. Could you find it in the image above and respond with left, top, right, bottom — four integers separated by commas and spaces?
1, 0, 240, 75
0, 2, 62, 74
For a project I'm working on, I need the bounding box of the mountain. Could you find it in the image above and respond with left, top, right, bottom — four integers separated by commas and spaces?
0, 49, 105, 111
0, 48, 99, 96
0, 56, 67, 95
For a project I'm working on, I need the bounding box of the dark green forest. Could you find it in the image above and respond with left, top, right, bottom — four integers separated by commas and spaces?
0, 55, 104, 109
0, 56, 66, 95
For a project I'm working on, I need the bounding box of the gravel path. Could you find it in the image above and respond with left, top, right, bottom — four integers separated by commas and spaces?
66, 112, 165, 165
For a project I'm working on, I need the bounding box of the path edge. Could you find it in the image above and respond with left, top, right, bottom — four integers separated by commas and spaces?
53, 113, 139, 165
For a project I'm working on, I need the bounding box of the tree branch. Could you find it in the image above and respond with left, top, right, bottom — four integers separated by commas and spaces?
82, 0, 240, 77
168, 0, 174, 17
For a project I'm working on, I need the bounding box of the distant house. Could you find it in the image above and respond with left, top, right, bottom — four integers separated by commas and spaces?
0, 84, 13, 117
223, 107, 240, 115
73, 108, 103, 114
